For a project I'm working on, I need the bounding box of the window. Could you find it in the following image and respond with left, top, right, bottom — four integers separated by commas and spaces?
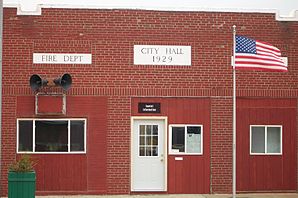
17, 119, 86, 153
250, 125, 282, 155
169, 125, 203, 155
139, 124, 159, 157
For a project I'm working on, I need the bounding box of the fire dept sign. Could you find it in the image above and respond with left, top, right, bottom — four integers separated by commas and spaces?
33, 53, 92, 64
134, 45, 191, 66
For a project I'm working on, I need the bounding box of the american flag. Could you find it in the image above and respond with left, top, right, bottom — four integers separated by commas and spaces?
234, 35, 287, 72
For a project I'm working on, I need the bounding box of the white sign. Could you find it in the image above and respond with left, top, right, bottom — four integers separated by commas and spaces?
134, 45, 191, 66
33, 53, 92, 64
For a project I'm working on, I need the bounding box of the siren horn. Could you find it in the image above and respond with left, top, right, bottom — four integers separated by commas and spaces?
29, 74, 48, 91
53, 73, 72, 91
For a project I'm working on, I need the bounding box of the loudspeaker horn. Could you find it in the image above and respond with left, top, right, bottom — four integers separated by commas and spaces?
29, 74, 48, 91
53, 73, 72, 91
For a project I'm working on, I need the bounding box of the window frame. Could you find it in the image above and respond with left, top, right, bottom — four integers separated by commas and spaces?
169, 124, 203, 155
138, 123, 160, 158
250, 125, 282, 155
17, 118, 87, 154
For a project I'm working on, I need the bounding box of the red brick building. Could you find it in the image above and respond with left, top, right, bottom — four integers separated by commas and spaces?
0, 4, 297, 196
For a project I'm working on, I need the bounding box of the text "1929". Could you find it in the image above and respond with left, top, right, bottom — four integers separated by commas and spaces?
152, 56, 173, 63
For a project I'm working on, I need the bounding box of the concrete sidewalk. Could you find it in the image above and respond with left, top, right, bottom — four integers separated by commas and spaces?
31, 193, 298, 198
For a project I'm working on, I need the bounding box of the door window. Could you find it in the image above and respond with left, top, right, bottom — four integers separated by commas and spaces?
139, 124, 159, 157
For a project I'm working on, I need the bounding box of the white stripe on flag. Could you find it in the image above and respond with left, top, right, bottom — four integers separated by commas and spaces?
234, 64, 288, 71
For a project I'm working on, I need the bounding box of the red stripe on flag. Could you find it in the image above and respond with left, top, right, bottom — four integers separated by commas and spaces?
235, 61, 287, 68
235, 55, 284, 64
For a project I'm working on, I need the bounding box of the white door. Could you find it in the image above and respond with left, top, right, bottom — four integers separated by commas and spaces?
132, 119, 166, 191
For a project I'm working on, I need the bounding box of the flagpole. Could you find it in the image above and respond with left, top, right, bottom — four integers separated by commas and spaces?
232, 25, 237, 198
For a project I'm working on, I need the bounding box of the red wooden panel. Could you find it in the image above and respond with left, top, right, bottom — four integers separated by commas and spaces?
132, 97, 211, 194
237, 98, 296, 108
16, 96, 108, 194
16, 96, 35, 117
36, 95, 64, 115
168, 155, 210, 193
237, 98, 297, 192
168, 98, 211, 194
32, 155, 87, 192
67, 96, 108, 192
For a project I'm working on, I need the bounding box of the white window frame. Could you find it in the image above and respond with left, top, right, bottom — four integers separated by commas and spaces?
17, 118, 87, 154
169, 124, 203, 155
250, 125, 282, 155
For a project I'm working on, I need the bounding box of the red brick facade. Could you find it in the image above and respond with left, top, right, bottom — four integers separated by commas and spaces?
1, 7, 298, 195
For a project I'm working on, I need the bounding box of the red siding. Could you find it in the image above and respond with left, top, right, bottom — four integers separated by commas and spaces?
16, 96, 108, 195
237, 98, 297, 191
132, 97, 211, 194
34, 155, 87, 193
36, 95, 64, 115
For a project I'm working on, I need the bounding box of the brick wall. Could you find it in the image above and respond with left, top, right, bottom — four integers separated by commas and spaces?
1, 7, 298, 195
210, 97, 233, 193
1, 96, 17, 195
3, 9, 298, 91
107, 96, 131, 194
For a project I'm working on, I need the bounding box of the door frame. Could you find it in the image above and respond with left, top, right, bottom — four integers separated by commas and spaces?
130, 116, 168, 192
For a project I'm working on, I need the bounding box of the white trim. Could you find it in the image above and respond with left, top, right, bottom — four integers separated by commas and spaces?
33, 120, 36, 152
169, 124, 203, 155
84, 118, 87, 153
4, 1, 298, 21
67, 120, 71, 152
17, 118, 87, 154
16, 119, 20, 153
250, 125, 283, 155
17, 4, 42, 15
131, 116, 168, 192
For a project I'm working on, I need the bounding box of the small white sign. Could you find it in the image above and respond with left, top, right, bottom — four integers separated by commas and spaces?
33, 53, 92, 64
134, 45, 191, 66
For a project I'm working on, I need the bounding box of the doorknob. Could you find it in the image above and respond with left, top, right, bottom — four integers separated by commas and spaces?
160, 154, 164, 162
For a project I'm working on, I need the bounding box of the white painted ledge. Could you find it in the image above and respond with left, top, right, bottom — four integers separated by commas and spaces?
276, 10, 298, 21
3, 0, 298, 21
16, 4, 41, 15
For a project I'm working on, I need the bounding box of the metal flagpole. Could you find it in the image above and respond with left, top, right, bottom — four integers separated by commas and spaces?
232, 25, 237, 198
0, 0, 3, 195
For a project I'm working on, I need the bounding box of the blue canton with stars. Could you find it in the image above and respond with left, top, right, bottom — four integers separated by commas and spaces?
236, 36, 257, 54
